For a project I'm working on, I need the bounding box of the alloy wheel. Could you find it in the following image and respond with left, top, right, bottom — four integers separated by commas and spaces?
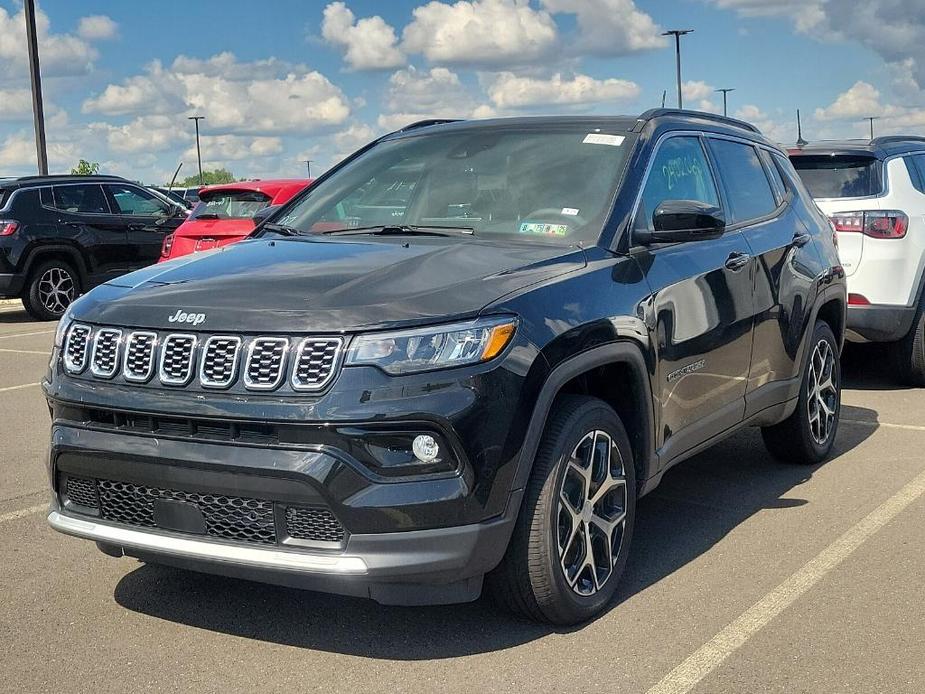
556, 430, 628, 596
807, 338, 838, 445
37, 267, 75, 316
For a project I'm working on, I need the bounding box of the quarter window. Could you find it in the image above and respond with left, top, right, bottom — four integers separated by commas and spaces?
51, 185, 110, 214
106, 184, 170, 216
906, 155, 925, 194
635, 136, 720, 233
708, 139, 778, 223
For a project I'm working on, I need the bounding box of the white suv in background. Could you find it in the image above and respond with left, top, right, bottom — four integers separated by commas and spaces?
790, 137, 925, 384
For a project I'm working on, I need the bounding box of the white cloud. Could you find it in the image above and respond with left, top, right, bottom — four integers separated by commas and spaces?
538, 0, 665, 55
0, 5, 100, 79
811, 81, 925, 138
0, 131, 77, 171
0, 89, 32, 121
89, 115, 188, 155
487, 72, 640, 109
680, 81, 720, 113
402, 0, 558, 67
814, 81, 882, 121
378, 67, 495, 130
77, 15, 118, 41
82, 61, 185, 116
183, 134, 283, 162
321, 2, 405, 70
733, 104, 792, 142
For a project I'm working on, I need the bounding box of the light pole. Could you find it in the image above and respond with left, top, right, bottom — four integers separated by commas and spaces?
24, 0, 48, 174
188, 116, 205, 186
662, 29, 693, 109
303, 160, 313, 178
715, 88, 735, 117
865, 116, 880, 140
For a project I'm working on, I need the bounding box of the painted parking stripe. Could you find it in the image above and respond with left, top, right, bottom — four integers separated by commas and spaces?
0, 329, 55, 340
646, 465, 925, 694
0, 382, 40, 393
0, 504, 46, 525
0, 348, 50, 356
842, 418, 925, 432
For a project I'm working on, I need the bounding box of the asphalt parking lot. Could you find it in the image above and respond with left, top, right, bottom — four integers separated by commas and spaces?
1, 301, 923, 694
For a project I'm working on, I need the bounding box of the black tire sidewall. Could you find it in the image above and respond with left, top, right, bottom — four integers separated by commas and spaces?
23, 260, 79, 321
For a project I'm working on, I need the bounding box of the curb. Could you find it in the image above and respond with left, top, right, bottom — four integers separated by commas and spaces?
0, 299, 22, 306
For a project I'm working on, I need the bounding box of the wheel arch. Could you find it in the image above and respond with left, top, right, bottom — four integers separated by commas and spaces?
22, 244, 89, 288
511, 341, 657, 498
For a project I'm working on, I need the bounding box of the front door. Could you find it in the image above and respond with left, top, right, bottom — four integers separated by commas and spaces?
105, 183, 182, 268
632, 135, 754, 464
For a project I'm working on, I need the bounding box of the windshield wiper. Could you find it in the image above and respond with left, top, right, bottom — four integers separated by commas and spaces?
322, 224, 475, 237
261, 222, 305, 237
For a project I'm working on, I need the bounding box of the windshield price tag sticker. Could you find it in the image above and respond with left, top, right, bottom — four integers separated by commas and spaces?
520, 222, 569, 236
582, 133, 625, 146
561, 208, 580, 216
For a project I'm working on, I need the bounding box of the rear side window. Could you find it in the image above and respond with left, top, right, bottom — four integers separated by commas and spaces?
191, 190, 271, 220
789, 155, 881, 198
905, 155, 925, 194
635, 136, 720, 232
707, 139, 778, 223
51, 185, 110, 214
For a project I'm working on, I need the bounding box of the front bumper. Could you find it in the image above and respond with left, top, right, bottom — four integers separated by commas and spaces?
846, 303, 916, 342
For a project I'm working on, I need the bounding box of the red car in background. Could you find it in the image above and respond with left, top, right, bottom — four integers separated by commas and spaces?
159, 179, 312, 261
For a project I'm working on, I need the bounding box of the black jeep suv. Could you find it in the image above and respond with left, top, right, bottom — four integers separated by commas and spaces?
44, 111, 846, 625
0, 175, 186, 320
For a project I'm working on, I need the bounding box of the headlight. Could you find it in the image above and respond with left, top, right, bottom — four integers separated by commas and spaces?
346, 316, 517, 375
53, 303, 76, 349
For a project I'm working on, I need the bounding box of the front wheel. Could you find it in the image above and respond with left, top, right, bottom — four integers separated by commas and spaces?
488, 395, 636, 625
762, 321, 841, 464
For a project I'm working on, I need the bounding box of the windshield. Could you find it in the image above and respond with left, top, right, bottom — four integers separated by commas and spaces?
790, 155, 882, 198
277, 126, 634, 244
190, 190, 271, 220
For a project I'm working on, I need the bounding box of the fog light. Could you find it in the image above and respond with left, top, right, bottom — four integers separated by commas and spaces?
412, 434, 441, 463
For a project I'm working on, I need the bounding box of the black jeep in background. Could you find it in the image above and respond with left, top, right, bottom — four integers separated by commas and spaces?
0, 175, 186, 320
45, 111, 846, 625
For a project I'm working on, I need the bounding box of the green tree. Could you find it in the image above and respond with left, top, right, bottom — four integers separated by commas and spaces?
70, 160, 101, 175
175, 168, 235, 187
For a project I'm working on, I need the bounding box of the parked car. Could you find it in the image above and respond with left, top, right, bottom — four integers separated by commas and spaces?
149, 186, 194, 211
0, 174, 187, 320
159, 179, 311, 261
44, 111, 845, 625
790, 137, 925, 384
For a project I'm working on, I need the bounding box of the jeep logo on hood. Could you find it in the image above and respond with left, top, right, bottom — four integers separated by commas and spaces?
167, 309, 206, 326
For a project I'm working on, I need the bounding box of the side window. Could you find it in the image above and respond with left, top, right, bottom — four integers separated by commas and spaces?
708, 139, 778, 224
635, 136, 720, 232
760, 149, 787, 203
907, 155, 925, 194
51, 185, 110, 214
106, 184, 169, 216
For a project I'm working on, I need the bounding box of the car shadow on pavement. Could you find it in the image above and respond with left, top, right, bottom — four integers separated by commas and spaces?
841, 342, 908, 391
113, 405, 880, 659
0, 305, 32, 324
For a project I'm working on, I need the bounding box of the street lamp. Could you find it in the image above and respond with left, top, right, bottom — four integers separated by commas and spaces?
303, 160, 313, 178
662, 29, 694, 109
188, 116, 205, 186
715, 88, 735, 117
24, 0, 47, 175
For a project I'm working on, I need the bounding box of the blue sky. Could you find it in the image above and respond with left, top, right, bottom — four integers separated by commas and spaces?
2, 0, 924, 183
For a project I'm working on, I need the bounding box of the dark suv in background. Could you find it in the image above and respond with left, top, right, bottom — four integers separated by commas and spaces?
0, 175, 186, 320
44, 111, 845, 625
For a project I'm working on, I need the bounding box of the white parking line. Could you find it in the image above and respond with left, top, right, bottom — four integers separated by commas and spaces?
646, 465, 925, 694
0, 504, 46, 525
0, 348, 50, 356
0, 329, 54, 340
0, 382, 40, 393
843, 418, 925, 432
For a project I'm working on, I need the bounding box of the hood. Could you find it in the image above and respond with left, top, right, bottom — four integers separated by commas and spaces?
174, 217, 256, 239
80, 236, 586, 332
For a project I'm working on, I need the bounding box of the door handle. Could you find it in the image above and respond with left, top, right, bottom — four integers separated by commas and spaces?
724, 252, 751, 271
127, 223, 146, 231
791, 232, 811, 247
58, 220, 81, 228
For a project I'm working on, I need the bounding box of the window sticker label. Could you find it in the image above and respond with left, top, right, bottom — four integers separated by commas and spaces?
583, 133, 625, 146
519, 221, 569, 236
561, 207, 580, 216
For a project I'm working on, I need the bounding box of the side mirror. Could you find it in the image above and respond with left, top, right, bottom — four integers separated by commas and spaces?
636, 200, 725, 244
252, 204, 281, 227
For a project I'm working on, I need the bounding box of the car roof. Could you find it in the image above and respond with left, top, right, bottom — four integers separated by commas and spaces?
789, 136, 925, 159
0, 174, 129, 191
198, 179, 312, 196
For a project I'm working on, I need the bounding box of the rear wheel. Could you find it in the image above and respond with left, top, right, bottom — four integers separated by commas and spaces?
22, 259, 80, 321
489, 395, 636, 625
893, 294, 925, 386
762, 321, 840, 464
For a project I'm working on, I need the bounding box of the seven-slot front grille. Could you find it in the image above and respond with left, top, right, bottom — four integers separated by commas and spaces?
62, 326, 345, 392
90, 328, 122, 378
123, 331, 157, 382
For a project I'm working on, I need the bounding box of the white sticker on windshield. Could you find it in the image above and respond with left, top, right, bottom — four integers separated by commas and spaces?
561, 207, 580, 216
583, 133, 625, 146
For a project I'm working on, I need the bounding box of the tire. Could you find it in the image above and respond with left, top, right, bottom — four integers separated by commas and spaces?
488, 395, 636, 625
21, 259, 80, 321
762, 321, 841, 464
893, 295, 925, 386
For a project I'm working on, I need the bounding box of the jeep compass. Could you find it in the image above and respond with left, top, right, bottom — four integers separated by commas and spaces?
44, 111, 846, 625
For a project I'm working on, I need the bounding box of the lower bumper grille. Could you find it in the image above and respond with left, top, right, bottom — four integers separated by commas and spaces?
61, 476, 346, 547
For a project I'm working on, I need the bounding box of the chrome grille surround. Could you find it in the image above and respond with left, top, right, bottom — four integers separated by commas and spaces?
290, 337, 344, 391
244, 337, 289, 391
89, 328, 122, 378
199, 335, 242, 389
63, 323, 91, 374
158, 333, 197, 386
123, 331, 158, 382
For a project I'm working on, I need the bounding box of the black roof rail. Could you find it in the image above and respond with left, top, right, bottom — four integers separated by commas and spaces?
397, 118, 462, 133
869, 135, 925, 146
636, 108, 761, 134
11, 173, 126, 183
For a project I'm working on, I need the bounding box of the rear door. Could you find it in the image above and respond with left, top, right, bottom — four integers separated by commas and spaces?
104, 183, 182, 268
632, 134, 754, 463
